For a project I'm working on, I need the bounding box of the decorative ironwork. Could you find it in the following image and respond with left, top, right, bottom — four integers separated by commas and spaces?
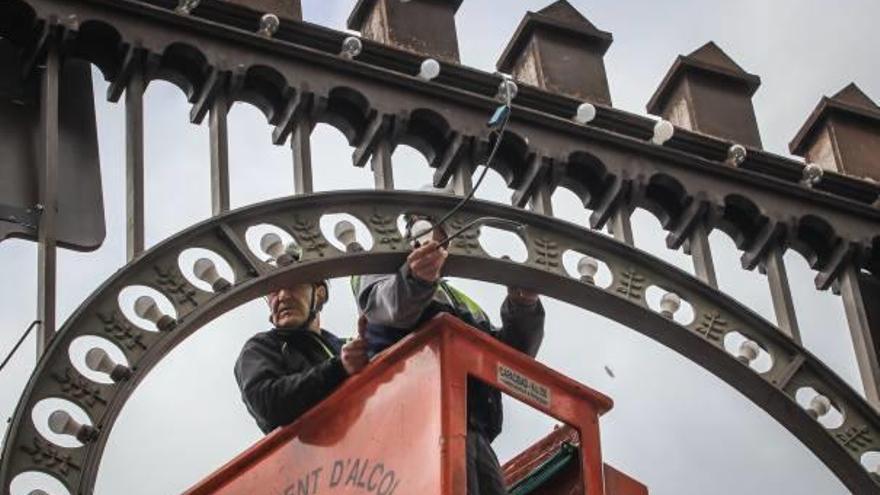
20, 437, 80, 476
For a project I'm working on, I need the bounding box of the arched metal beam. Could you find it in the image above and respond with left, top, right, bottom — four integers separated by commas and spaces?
2, 191, 879, 494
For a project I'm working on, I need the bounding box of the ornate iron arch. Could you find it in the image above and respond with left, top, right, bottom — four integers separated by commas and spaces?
2, 190, 879, 494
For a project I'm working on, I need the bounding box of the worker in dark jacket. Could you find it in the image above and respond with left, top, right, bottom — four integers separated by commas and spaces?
235, 281, 369, 434
352, 222, 545, 495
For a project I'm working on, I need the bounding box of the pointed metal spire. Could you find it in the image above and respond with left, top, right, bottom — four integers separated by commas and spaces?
647, 41, 762, 148
497, 0, 613, 104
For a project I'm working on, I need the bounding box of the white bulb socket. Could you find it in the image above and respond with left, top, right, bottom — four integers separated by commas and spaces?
86, 347, 132, 382
574, 103, 597, 124
576, 256, 599, 284
651, 119, 674, 145
134, 295, 175, 331
807, 394, 832, 419
341, 36, 363, 60
261, 233, 299, 265
48, 410, 97, 443
801, 163, 824, 187
418, 58, 441, 81
258, 13, 280, 37
334, 220, 364, 253
496, 77, 518, 104
193, 258, 231, 292
659, 292, 681, 318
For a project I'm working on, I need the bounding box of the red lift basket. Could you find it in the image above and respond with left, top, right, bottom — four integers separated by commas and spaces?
186, 314, 646, 495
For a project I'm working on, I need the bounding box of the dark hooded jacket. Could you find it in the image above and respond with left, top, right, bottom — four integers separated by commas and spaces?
234, 328, 348, 434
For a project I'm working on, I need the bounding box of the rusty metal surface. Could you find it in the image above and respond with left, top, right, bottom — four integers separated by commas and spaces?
0, 38, 105, 250
1, 190, 878, 494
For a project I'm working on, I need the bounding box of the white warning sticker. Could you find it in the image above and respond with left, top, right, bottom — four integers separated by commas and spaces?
497, 363, 551, 407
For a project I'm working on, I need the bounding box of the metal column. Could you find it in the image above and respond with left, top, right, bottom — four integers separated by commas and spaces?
125, 58, 145, 260
372, 138, 394, 190
839, 265, 880, 409
291, 119, 313, 194
765, 245, 802, 343
689, 223, 718, 288
210, 89, 230, 215
36, 43, 60, 355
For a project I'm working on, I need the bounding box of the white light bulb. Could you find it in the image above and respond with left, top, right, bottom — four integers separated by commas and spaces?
574, 103, 596, 124
652, 119, 674, 145
807, 394, 832, 419
174, 0, 199, 15
340, 36, 363, 60
193, 258, 231, 291
86, 347, 132, 382
85, 347, 115, 375
411, 219, 434, 246
260, 232, 284, 259
801, 163, 824, 187
737, 339, 760, 364
659, 292, 681, 318
134, 295, 162, 323
258, 13, 280, 37
496, 77, 518, 104
48, 410, 97, 443
576, 256, 598, 284
334, 220, 358, 249
726, 144, 747, 167
134, 295, 175, 331
418, 58, 441, 81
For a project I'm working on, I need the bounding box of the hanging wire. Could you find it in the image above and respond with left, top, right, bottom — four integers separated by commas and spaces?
0, 320, 41, 374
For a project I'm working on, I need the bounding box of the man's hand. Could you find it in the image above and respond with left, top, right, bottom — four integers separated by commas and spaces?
507, 286, 539, 307
341, 316, 370, 375
407, 240, 448, 283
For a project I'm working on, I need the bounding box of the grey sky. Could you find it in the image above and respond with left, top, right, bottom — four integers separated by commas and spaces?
2, 0, 879, 494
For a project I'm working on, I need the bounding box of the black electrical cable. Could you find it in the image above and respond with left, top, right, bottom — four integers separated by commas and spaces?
0, 320, 41, 374
407, 104, 513, 242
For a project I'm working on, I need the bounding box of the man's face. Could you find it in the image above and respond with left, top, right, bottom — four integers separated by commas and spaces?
269, 284, 315, 329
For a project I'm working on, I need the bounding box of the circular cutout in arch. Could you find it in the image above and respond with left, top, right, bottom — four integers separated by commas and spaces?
723, 331, 773, 374
478, 226, 527, 262
796, 386, 845, 429
10, 470, 72, 495
562, 249, 612, 288
117, 285, 177, 332
31, 398, 95, 449
319, 213, 374, 252
68, 335, 130, 385
177, 247, 236, 293
861, 451, 880, 477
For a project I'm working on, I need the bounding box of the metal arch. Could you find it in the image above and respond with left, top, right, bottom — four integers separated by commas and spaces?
1, 191, 879, 494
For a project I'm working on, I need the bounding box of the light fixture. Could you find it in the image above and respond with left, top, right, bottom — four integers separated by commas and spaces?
174, 0, 199, 15
134, 295, 176, 331
495, 75, 518, 104
576, 256, 598, 285
574, 102, 597, 124
340, 36, 363, 60
85, 347, 132, 382
48, 410, 98, 443
260, 232, 300, 266
418, 58, 441, 81
806, 394, 832, 420
659, 292, 681, 318
801, 163, 824, 187
258, 13, 280, 38
726, 144, 747, 167
736, 339, 760, 366
193, 258, 232, 292
651, 119, 674, 145
334, 220, 364, 253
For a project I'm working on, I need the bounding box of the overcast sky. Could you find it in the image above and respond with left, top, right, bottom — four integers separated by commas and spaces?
2, 1, 880, 494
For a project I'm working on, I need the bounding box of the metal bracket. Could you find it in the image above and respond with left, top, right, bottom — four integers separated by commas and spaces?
0, 203, 42, 231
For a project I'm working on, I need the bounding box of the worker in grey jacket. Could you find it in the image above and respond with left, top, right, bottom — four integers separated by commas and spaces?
352, 226, 545, 495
